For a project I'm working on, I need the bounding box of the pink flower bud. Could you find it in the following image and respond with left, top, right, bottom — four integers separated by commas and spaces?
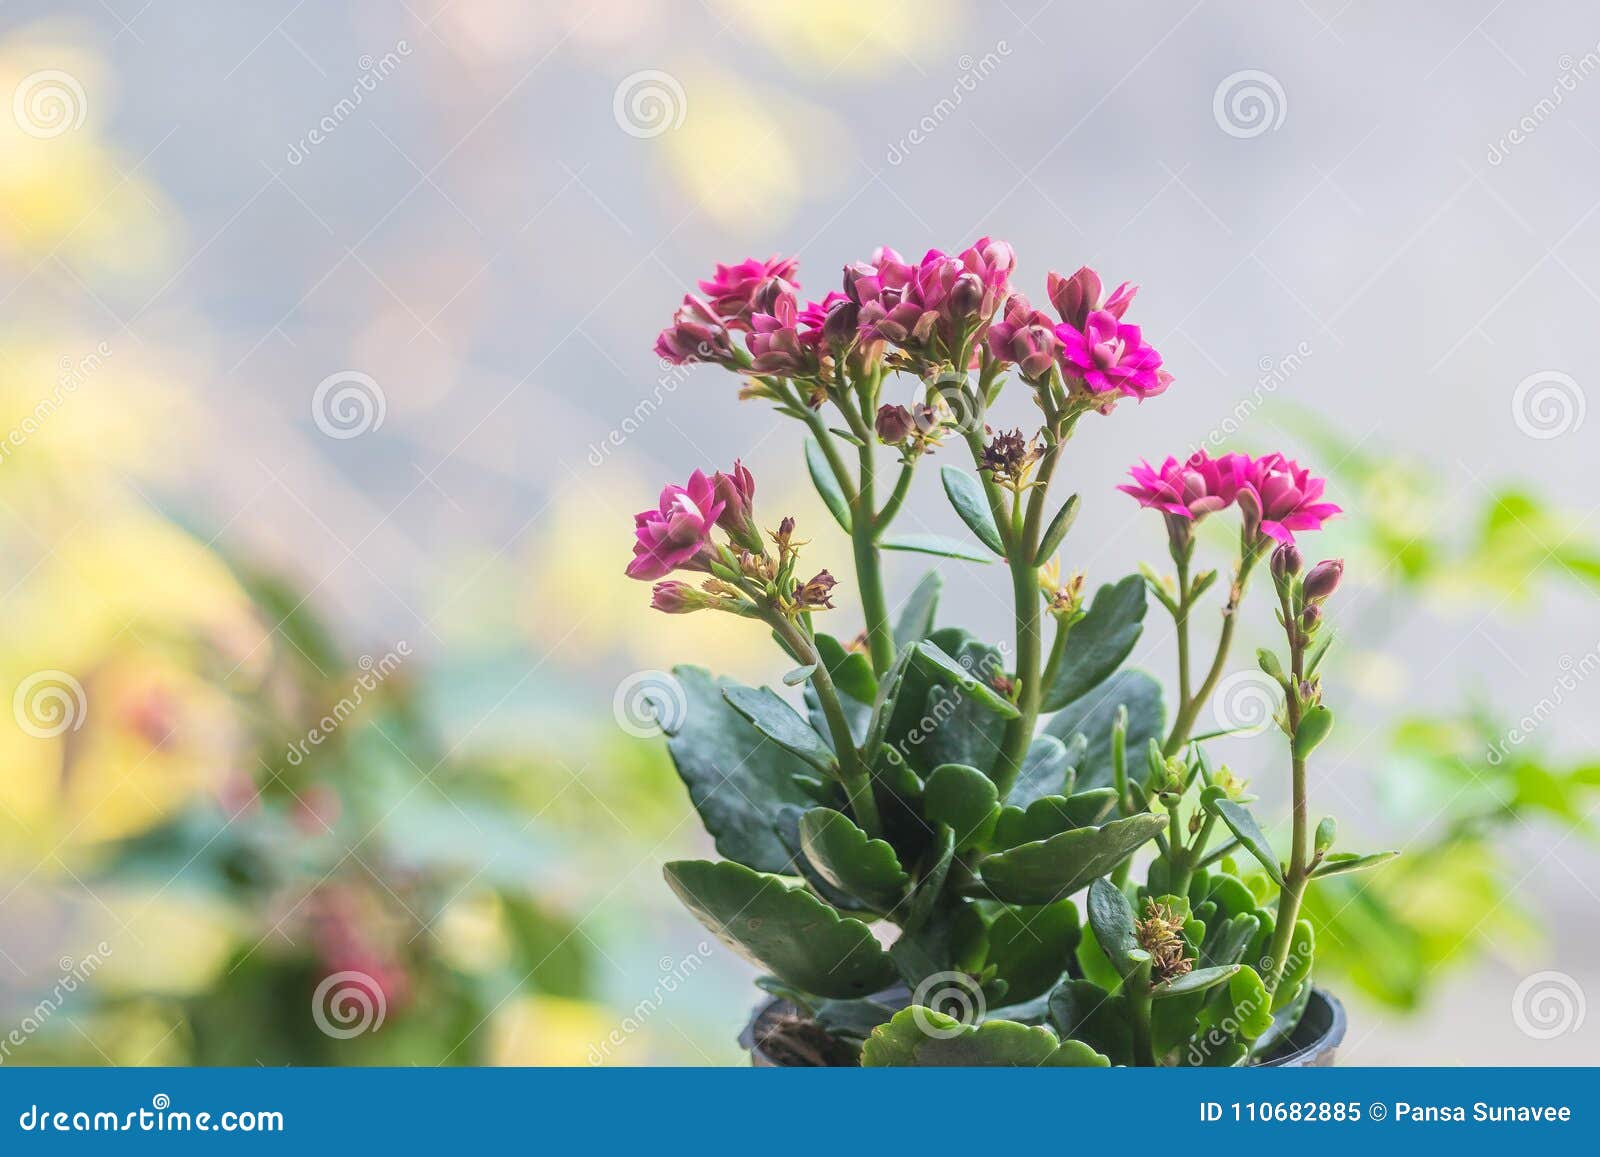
714, 460, 763, 552
1272, 541, 1303, 579
875, 404, 916, 446
650, 581, 704, 614
1303, 559, 1344, 602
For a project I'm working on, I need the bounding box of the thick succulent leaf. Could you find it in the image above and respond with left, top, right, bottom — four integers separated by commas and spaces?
992, 790, 1118, 849
1045, 669, 1165, 791
1253, 972, 1311, 1055
861, 1007, 1108, 1066
797, 807, 909, 911
1040, 576, 1148, 713
754, 977, 901, 1043
804, 436, 852, 532
665, 667, 823, 873
897, 826, 956, 939
1047, 978, 1134, 1066
1201, 913, 1262, 969
1271, 919, 1315, 1012
723, 685, 837, 775
813, 632, 877, 704
893, 570, 943, 646
773, 806, 873, 912
1311, 850, 1399, 878
923, 763, 1001, 849
910, 640, 1020, 718
1009, 733, 1081, 807
862, 643, 918, 756
1085, 876, 1141, 977
881, 533, 994, 564
985, 900, 1081, 1004
980, 813, 1167, 905
1034, 493, 1080, 565
940, 464, 1006, 556
1152, 964, 1241, 999
1205, 796, 1285, 886
663, 860, 895, 998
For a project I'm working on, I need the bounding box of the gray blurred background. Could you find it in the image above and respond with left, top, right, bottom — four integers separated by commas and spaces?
3, 0, 1598, 1064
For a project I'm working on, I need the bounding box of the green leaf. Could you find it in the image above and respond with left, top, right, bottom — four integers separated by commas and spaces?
665, 667, 823, 873
1314, 816, 1337, 855
804, 436, 852, 532
1206, 797, 1285, 886
1271, 920, 1314, 1012
985, 900, 1081, 1004
722, 685, 837, 775
1033, 493, 1081, 565
1293, 705, 1335, 759
881, 533, 994, 564
797, 807, 909, 910
862, 644, 917, 756
980, 813, 1167, 904
861, 1007, 1108, 1066
1085, 876, 1141, 977
923, 763, 1001, 849
773, 806, 875, 912
1044, 670, 1165, 791
1009, 734, 1081, 807
812, 633, 877, 704
940, 465, 1006, 557
1305, 629, 1335, 676
893, 570, 943, 646
898, 826, 955, 939
1222, 967, 1275, 1041
782, 664, 817, 686
1151, 964, 1240, 999
663, 860, 895, 998
1048, 978, 1133, 1065
1257, 648, 1284, 681
1311, 850, 1398, 878
992, 790, 1118, 849
911, 640, 1020, 719
1040, 576, 1148, 713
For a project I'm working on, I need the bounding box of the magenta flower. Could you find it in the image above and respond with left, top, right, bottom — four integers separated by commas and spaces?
845, 239, 1014, 357
714, 459, 762, 551
747, 286, 829, 378
986, 293, 1060, 380
655, 295, 737, 366
1118, 452, 1249, 522
626, 470, 725, 580
1236, 453, 1342, 545
1056, 309, 1168, 400
1047, 267, 1137, 330
696, 256, 800, 329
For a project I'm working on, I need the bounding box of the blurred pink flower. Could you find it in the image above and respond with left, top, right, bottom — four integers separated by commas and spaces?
1238, 453, 1341, 544
697, 255, 799, 328
1056, 309, 1167, 400
1118, 451, 1249, 521
986, 293, 1060, 380
1047, 266, 1137, 329
655, 294, 736, 366
626, 470, 725, 580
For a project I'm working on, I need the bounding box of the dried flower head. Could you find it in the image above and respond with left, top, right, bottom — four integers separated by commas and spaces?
793, 570, 838, 611
979, 428, 1043, 489
1136, 899, 1193, 983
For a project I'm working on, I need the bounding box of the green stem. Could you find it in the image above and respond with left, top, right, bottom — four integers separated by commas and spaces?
852, 442, 896, 677
1129, 965, 1157, 1066
877, 460, 915, 526
769, 614, 882, 837
1163, 548, 1260, 756
1265, 577, 1309, 992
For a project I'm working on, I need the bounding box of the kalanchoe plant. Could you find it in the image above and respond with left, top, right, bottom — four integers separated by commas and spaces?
632, 239, 1396, 1066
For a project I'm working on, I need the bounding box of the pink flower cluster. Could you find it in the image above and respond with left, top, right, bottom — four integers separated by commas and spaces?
1118, 450, 1340, 545
654, 243, 1170, 410
989, 266, 1169, 403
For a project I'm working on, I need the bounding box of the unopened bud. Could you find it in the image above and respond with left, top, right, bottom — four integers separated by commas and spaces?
1303, 559, 1344, 602
1271, 541, 1303, 579
875, 403, 916, 446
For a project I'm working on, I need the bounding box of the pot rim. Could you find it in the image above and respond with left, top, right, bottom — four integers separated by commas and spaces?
743, 986, 1347, 1067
